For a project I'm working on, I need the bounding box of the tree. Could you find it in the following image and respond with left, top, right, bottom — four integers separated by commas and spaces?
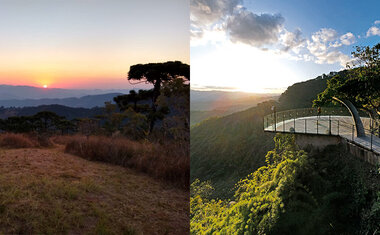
56, 119, 75, 135
114, 89, 153, 112
32, 111, 63, 133
158, 77, 190, 141
314, 43, 380, 118
115, 61, 190, 134
128, 61, 190, 104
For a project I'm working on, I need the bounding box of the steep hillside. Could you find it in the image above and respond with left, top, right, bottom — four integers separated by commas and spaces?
191, 101, 276, 198
191, 135, 380, 234
190, 110, 227, 126
278, 71, 338, 110
0, 146, 188, 234
190, 71, 342, 198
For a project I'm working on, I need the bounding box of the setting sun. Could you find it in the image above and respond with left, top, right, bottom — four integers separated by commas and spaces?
43, 85, 48, 88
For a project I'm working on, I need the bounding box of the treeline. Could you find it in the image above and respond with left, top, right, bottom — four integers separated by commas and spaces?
0, 111, 75, 134
0, 105, 104, 120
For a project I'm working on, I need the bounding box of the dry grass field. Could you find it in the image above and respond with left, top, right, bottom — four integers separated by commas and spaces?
0, 141, 189, 234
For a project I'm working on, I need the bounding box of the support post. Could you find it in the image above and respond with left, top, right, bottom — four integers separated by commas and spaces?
305, 119, 307, 133
274, 111, 276, 132
317, 120, 319, 134
329, 119, 331, 135
337, 120, 339, 136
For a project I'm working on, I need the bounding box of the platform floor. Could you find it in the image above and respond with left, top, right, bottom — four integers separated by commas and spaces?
264, 115, 380, 154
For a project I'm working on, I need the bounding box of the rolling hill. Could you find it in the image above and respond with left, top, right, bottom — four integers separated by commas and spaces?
0, 93, 123, 108
0, 85, 131, 100
190, 90, 278, 125
0, 105, 105, 120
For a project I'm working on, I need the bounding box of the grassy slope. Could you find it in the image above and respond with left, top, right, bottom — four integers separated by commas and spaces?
0, 146, 188, 234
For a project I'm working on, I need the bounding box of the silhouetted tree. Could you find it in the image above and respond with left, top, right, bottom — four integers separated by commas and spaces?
56, 119, 75, 135
128, 61, 190, 104
115, 61, 190, 134
32, 111, 63, 133
2, 116, 34, 133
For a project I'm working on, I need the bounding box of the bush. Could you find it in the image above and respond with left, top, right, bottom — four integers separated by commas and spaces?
0, 133, 39, 148
64, 135, 189, 188
51, 135, 79, 145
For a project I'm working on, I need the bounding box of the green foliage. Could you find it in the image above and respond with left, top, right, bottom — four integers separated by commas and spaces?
158, 78, 190, 141
114, 61, 189, 134
279, 73, 334, 110
114, 88, 169, 134
191, 100, 277, 199
191, 134, 380, 234
315, 43, 380, 117
191, 179, 214, 199
122, 107, 149, 139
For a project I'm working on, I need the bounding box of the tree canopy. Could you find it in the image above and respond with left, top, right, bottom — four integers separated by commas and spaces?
128, 61, 190, 102
114, 61, 190, 135
314, 43, 380, 117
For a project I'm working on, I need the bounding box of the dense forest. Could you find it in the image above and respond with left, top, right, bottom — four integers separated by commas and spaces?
191, 134, 380, 234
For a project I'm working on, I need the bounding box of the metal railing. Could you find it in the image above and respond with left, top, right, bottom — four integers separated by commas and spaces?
263, 107, 380, 152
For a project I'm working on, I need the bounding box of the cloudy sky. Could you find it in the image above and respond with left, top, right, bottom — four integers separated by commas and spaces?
191, 0, 380, 93
0, 0, 189, 89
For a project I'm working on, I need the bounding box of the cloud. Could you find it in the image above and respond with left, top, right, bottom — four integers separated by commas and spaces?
375, 20, 380, 25
311, 28, 338, 43
190, 0, 241, 26
340, 32, 356, 45
191, 85, 238, 91
190, 0, 353, 68
305, 28, 351, 67
279, 28, 305, 52
190, 0, 284, 48
366, 26, 380, 37
225, 9, 284, 47
314, 50, 350, 66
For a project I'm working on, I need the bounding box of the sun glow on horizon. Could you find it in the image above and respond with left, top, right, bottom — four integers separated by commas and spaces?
191, 42, 302, 94
43, 85, 48, 88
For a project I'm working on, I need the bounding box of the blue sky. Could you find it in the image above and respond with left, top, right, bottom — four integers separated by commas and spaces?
191, 0, 380, 93
0, 0, 189, 89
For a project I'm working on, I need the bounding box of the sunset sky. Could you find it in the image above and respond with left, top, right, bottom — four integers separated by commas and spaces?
191, 0, 380, 93
0, 0, 189, 89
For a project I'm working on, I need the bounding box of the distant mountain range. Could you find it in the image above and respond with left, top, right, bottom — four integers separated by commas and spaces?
190, 90, 278, 125
0, 84, 131, 100
0, 93, 124, 108
0, 104, 105, 120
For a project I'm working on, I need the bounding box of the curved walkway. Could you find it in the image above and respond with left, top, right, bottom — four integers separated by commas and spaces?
264, 115, 380, 155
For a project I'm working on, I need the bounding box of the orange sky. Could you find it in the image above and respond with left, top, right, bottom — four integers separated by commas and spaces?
0, 0, 189, 89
